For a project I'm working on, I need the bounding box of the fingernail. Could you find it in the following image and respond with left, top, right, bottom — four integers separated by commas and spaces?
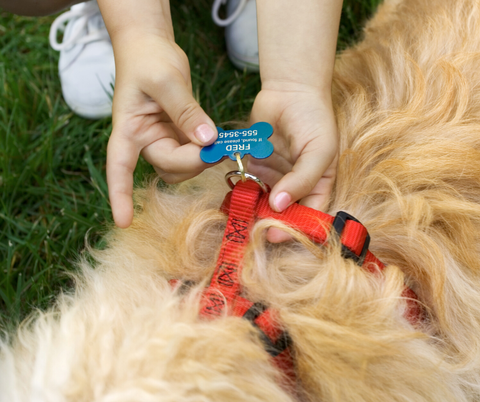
274, 192, 291, 212
194, 124, 215, 144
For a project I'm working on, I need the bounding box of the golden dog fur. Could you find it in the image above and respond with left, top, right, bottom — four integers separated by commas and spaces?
3, 0, 480, 400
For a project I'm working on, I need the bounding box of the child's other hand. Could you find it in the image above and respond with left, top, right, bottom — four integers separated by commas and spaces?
106, 33, 217, 228
249, 83, 338, 242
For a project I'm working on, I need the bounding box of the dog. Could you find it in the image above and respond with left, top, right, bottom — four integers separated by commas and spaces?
3, 0, 480, 400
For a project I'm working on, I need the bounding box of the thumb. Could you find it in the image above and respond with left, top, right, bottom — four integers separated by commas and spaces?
269, 146, 338, 213
149, 72, 217, 146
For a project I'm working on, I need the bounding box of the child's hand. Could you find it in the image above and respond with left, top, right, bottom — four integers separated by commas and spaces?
106, 33, 217, 228
252, 0, 343, 242
249, 83, 338, 242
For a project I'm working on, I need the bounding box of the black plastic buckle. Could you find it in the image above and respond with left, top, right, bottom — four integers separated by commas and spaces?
332, 211, 370, 266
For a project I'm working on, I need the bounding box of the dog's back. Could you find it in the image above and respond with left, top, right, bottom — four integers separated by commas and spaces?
3, 0, 480, 401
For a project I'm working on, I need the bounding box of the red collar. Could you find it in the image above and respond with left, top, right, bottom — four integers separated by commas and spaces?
193, 180, 422, 383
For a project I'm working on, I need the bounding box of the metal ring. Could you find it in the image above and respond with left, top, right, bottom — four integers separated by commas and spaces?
234, 152, 246, 182
225, 171, 269, 193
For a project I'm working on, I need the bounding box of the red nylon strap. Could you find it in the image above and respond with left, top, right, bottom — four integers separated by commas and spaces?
218, 182, 422, 325
199, 181, 296, 384
200, 180, 263, 317
197, 179, 421, 386
222, 191, 384, 271
255, 195, 377, 268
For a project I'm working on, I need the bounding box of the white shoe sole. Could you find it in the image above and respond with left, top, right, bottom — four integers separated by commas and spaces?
227, 50, 260, 72
64, 100, 112, 120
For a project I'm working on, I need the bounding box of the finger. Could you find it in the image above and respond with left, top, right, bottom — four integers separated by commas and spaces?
298, 162, 337, 210
106, 134, 139, 229
247, 152, 291, 188
266, 228, 293, 243
267, 173, 336, 243
267, 156, 337, 243
141, 137, 211, 176
147, 71, 218, 146
269, 145, 337, 212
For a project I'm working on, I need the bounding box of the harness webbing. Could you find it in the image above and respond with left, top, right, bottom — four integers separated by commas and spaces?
193, 179, 422, 381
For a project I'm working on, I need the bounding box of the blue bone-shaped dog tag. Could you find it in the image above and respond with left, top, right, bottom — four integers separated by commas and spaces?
200, 122, 274, 163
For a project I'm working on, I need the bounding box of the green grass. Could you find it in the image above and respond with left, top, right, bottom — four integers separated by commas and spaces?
0, 0, 382, 330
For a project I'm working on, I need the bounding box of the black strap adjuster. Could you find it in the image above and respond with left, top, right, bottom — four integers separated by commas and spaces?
242, 302, 292, 357
332, 211, 370, 266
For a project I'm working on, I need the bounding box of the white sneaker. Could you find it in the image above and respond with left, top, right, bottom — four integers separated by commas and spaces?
49, 1, 114, 119
212, 0, 259, 72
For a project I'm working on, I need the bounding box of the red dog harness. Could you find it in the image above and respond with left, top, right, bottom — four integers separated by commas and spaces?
176, 179, 422, 383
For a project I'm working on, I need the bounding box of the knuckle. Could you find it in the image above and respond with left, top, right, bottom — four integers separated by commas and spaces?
160, 174, 181, 184
175, 102, 199, 130
155, 163, 175, 175
176, 48, 189, 66
296, 175, 315, 194
154, 167, 178, 184
148, 71, 169, 90
148, 67, 182, 93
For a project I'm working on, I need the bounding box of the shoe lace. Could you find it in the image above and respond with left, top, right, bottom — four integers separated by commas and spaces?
212, 0, 248, 27
49, 1, 110, 51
